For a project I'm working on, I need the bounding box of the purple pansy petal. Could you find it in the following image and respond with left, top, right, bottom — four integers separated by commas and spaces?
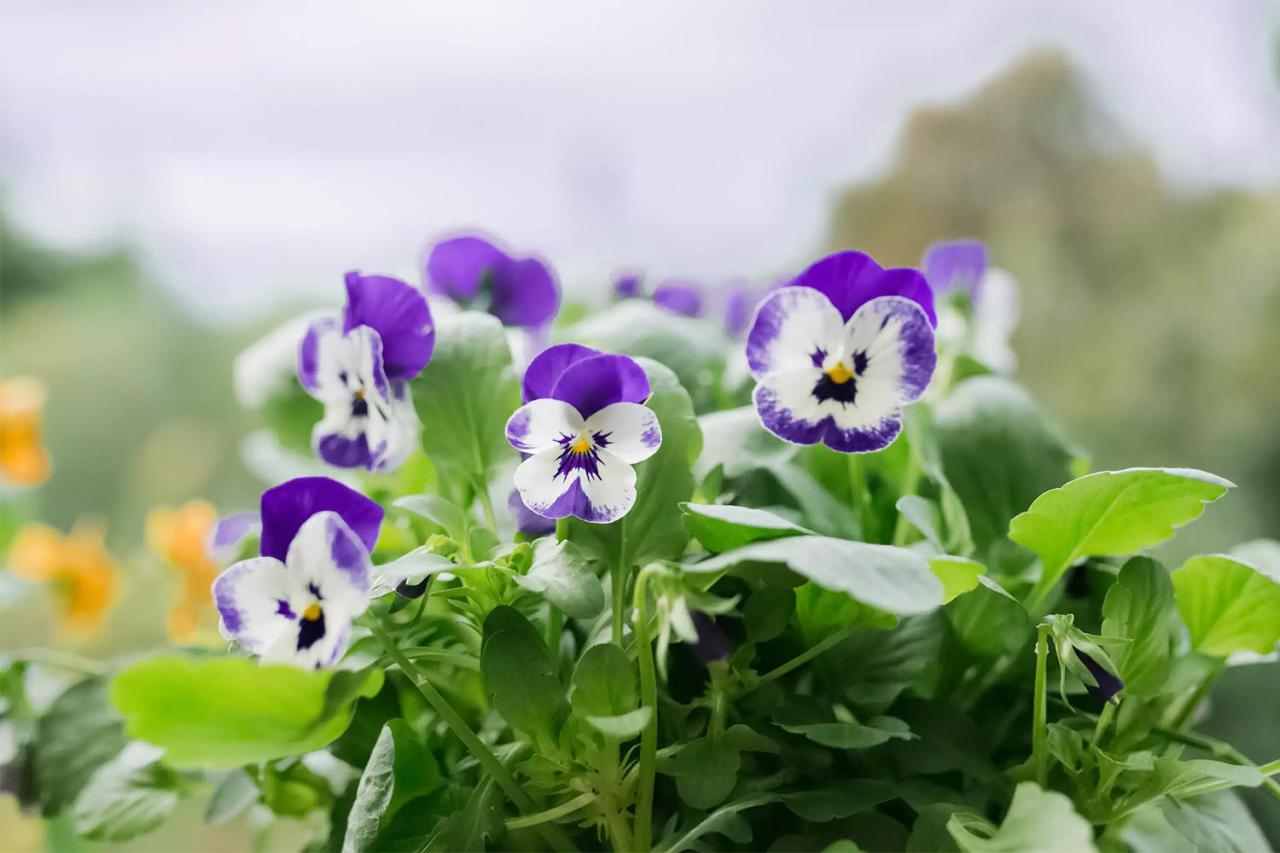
583, 402, 661, 464
506, 398, 585, 454
343, 271, 435, 381
513, 446, 637, 524
489, 255, 560, 328
922, 239, 987, 297
791, 250, 937, 327
845, 296, 937, 405
508, 489, 556, 537
425, 235, 506, 302
522, 343, 604, 403
753, 373, 904, 453
1077, 649, 1124, 703
259, 477, 383, 562
316, 431, 375, 471
653, 281, 705, 318
285, 511, 371, 616
613, 272, 643, 299
298, 317, 341, 395
550, 353, 651, 419
746, 287, 844, 379
212, 556, 291, 653
723, 283, 757, 339
690, 612, 733, 665
208, 512, 261, 561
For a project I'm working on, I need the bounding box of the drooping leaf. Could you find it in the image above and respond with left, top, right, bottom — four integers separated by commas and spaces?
412, 311, 521, 480
688, 536, 943, 616
1171, 554, 1280, 657
70, 742, 180, 842
111, 657, 382, 769
342, 721, 443, 853
568, 359, 702, 569
1010, 468, 1232, 602
36, 677, 128, 816
928, 556, 985, 604
947, 782, 1096, 852
516, 538, 604, 619
681, 502, 810, 552
480, 606, 566, 742
1101, 556, 1175, 695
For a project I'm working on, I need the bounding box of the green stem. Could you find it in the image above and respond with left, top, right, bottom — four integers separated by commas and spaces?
11, 648, 108, 676
632, 566, 661, 852
505, 791, 597, 831
1166, 664, 1222, 731
756, 624, 855, 688
611, 530, 629, 643
473, 477, 498, 530
369, 621, 575, 852
845, 453, 875, 542
555, 517, 569, 542
891, 452, 922, 547
546, 605, 564, 664
1033, 624, 1050, 786
1091, 701, 1117, 749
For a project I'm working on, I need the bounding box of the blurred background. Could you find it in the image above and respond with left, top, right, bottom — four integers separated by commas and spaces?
2, 1, 1278, 848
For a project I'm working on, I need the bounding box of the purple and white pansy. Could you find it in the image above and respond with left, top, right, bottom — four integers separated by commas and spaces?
212, 477, 381, 669
298, 272, 435, 472
425, 233, 560, 329
506, 344, 662, 524
746, 250, 938, 454
922, 239, 1019, 374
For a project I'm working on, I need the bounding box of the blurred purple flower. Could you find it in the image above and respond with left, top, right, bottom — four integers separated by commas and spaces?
690, 611, 732, 665
922, 239, 988, 298
613, 271, 643, 299
426, 234, 559, 328
653, 280, 705, 318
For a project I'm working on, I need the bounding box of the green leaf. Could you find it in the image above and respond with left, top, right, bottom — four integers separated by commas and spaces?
928, 556, 984, 604
781, 779, 895, 821
1172, 554, 1280, 657
1010, 468, 1233, 601
70, 743, 180, 842
777, 715, 915, 749
694, 406, 796, 481
393, 494, 468, 539
1158, 791, 1271, 853
584, 707, 653, 739
897, 496, 945, 551
342, 721, 443, 853
111, 657, 381, 769
947, 576, 1031, 659
423, 775, 505, 852
681, 502, 810, 552
743, 586, 796, 642
204, 770, 258, 826
480, 606, 566, 741
36, 677, 128, 816
516, 538, 604, 619
569, 642, 638, 719
768, 463, 860, 540
1101, 557, 1175, 695
689, 535, 944, 616
794, 584, 897, 646
935, 377, 1077, 556
665, 737, 740, 809
947, 782, 1096, 852
412, 311, 521, 479
568, 359, 702, 568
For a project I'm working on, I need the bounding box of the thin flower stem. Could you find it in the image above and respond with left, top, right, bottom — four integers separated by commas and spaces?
473, 477, 498, 530
1091, 701, 1116, 748
1033, 624, 1050, 787
1165, 663, 1222, 731
368, 621, 576, 852
611, 529, 629, 644
757, 624, 855, 687
845, 452, 875, 542
632, 565, 661, 852
504, 791, 598, 831
556, 517, 569, 542
891, 452, 922, 547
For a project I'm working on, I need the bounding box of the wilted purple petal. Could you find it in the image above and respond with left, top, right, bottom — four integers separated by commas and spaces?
259, 477, 383, 562
653, 281, 705, 318
343, 272, 435, 381
922, 239, 988, 298
790, 250, 937, 327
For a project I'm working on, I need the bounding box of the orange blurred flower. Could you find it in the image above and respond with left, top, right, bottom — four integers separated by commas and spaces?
0, 377, 53, 487
146, 500, 220, 641
7, 522, 118, 637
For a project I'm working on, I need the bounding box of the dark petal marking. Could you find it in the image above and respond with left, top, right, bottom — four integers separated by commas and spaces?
1078, 650, 1124, 703
809, 347, 827, 368
396, 578, 429, 599
754, 382, 902, 454
811, 374, 858, 406
690, 612, 733, 665
351, 395, 369, 417
296, 610, 326, 651
316, 431, 374, 470
307, 582, 322, 600
553, 442, 605, 482
852, 350, 869, 375
276, 599, 297, 619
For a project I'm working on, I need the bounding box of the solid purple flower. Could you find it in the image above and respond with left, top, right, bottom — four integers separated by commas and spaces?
425, 234, 560, 328
342, 271, 435, 381
653, 280, 705, 318
922, 239, 988, 299
259, 477, 383, 562
790, 250, 936, 327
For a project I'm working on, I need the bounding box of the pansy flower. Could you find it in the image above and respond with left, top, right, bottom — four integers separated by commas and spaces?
612, 271, 643, 300
506, 344, 661, 523
425, 234, 559, 329
298, 272, 434, 472
7, 521, 118, 637
746, 250, 937, 453
0, 377, 53, 487
921, 239, 1019, 373
146, 500, 221, 641
212, 477, 382, 669
652, 280, 705, 318
1047, 614, 1124, 705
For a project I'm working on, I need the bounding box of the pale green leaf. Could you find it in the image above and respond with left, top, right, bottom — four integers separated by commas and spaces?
681, 502, 810, 552
947, 782, 1096, 853
1101, 556, 1175, 695
1172, 554, 1280, 657
516, 538, 604, 619
342, 721, 442, 853
71, 742, 180, 842
928, 556, 985, 604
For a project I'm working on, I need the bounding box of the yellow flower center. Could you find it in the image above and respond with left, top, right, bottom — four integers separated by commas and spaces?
570, 436, 591, 454
825, 362, 854, 384
302, 603, 323, 621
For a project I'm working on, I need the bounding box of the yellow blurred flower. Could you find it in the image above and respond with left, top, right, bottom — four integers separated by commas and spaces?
7, 522, 118, 637
146, 500, 220, 641
0, 376, 53, 487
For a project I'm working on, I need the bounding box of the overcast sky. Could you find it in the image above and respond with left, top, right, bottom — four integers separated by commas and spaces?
2, 0, 1277, 322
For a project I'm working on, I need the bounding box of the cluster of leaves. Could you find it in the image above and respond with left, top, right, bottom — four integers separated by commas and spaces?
2, 301, 1277, 852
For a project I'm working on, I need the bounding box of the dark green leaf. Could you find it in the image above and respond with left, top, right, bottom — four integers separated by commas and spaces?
777, 715, 914, 749
1101, 557, 1175, 695
682, 502, 810, 552
665, 737, 741, 809
480, 606, 565, 741
781, 779, 895, 821
743, 586, 796, 642
570, 642, 637, 720
516, 538, 604, 619
947, 576, 1030, 659
36, 677, 128, 816
342, 721, 443, 853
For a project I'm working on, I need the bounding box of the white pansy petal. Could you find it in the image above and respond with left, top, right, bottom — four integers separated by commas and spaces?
585, 402, 661, 464
365, 385, 420, 472
578, 449, 638, 523
844, 295, 936, 404
754, 365, 903, 453
212, 557, 295, 653
298, 318, 352, 401
513, 447, 578, 518
285, 512, 371, 619
260, 620, 351, 670
506, 398, 585, 454
745, 287, 845, 379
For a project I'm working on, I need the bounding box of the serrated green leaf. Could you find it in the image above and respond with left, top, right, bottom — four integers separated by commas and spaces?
1172, 554, 1280, 657
111, 657, 381, 769
480, 606, 565, 741
681, 502, 810, 552
1010, 468, 1232, 604
1101, 557, 1175, 695
516, 538, 604, 619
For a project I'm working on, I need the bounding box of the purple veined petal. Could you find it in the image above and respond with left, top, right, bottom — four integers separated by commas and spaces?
842, 295, 937, 405
285, 511, 371, 616
489, 255, 560, 328
549, 353, 650, 419
300, 322, 390, 402
653, 280, 705, 318
298, 317, 343, 397
208, 512, 261, 562
259, 477, 383, 562
575, 448, 638, 522
512, 445, 637, 523
343, 271, 435, 381
922, 239, 988, 298
508, 489, 556, 537
745, 287, 845, 379
506, 398, 585, 455
361, 382, 421, 473
425, 235, 507, 303
752, 366, 904, 453
613, 271, 643, 299
212, 556, 292, 653
1076, 649, 1124, 703
522, 343, 604, 403
583, 402, 661, 464
791, 250, 937, 327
